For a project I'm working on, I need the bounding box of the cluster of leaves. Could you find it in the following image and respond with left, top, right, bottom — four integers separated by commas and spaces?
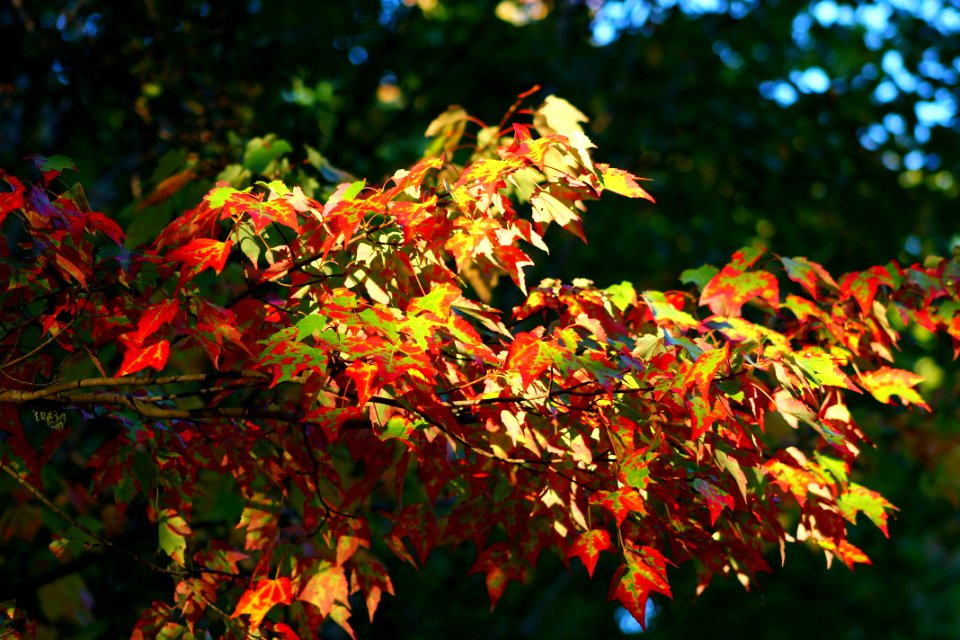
1, 96, 958, 639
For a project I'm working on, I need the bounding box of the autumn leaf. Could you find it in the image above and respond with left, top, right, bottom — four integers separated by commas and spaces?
567, 529, 613, 578
687, 395, 720, 440
681, 343, 729, 396
837, 483, 896, 537
117, 340, 170, 377
693, 479, 735, 525
85, 211, 125, 244
158, 509, 191, 566
469, 542, 525, 610
298, 561, 348, 618
25, 153, 77, 186
642, 290, 698, 330
590, 488, 647, 527
839, 265, 897, 314
345, 360, 380, 407
533, 95, 596, 170
0, 174, 25, 226
231, 578, 293, 630
700, 265, 780, 316
619, 447, 655, 491
858, 366, 930, 410
138, 169, 196, 209
790, 351, 859, 391
598, 164, 655, 201
505, 330, 563, 389
762, 459, 819, 507
610, 546, 672, 629
54, 253, 89, 288
530, 187, 579, 228
817, 538, 872, 570
167, 238, 233, 275
223, 190, 301, 233
351, 555, 395, 621
780, 256, 838, 299
131, 299, 179, 345
406, 282, 461, 318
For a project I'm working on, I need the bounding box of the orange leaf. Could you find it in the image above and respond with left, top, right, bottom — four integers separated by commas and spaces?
55, 253, 88, 288
345, 360, 379, 407
858, 366, 929, 410
138, 169, 196, 209
505, 330, 561, 390
297, 561, 348, 618
231, 578, 293, 631
681, 343, 729, 397
117, 340, 170, 377
167, 238, 233, 275
818, 538, 871, 569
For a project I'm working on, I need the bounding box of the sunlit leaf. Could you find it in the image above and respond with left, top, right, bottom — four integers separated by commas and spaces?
117, 340, 170, 377
567, 529, 613, 578
858, 366, 930, 410
231, 578, 293, 630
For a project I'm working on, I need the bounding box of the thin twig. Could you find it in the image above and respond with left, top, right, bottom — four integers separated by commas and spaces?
0, 462, 176, 576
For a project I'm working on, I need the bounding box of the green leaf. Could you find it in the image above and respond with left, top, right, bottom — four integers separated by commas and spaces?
620, 448, 654, 491
158, 509, 190, 566
679, 264, 719, 289
605, 281, 637, 312
790, 352, 858, 391
342, 179, 365, 200
681, 343, 729, 396
244, 135, 293, 174
206, 185, 241, 208
642, 291, 698, 330
837, 483, 896, 537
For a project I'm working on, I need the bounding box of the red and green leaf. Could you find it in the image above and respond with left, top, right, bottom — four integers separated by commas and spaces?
693, 479, 735, 525
297, 561, 348, 619
837, 483, 896, 537
567, 529, 613, 578
700, 266, 779, 316
167, 238, 233, 275
858, 366, 930, 410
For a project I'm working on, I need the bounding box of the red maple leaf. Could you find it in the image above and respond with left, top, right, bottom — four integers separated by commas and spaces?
167, 238, 233, 275
567, 529, 613, 578
231, 578, 293, 630
117, 340, 170, 377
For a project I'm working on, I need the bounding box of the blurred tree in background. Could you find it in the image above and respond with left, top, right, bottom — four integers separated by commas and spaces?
2, 0, 959, 637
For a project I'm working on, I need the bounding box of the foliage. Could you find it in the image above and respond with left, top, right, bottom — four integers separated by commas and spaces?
1, 95, 957, 638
